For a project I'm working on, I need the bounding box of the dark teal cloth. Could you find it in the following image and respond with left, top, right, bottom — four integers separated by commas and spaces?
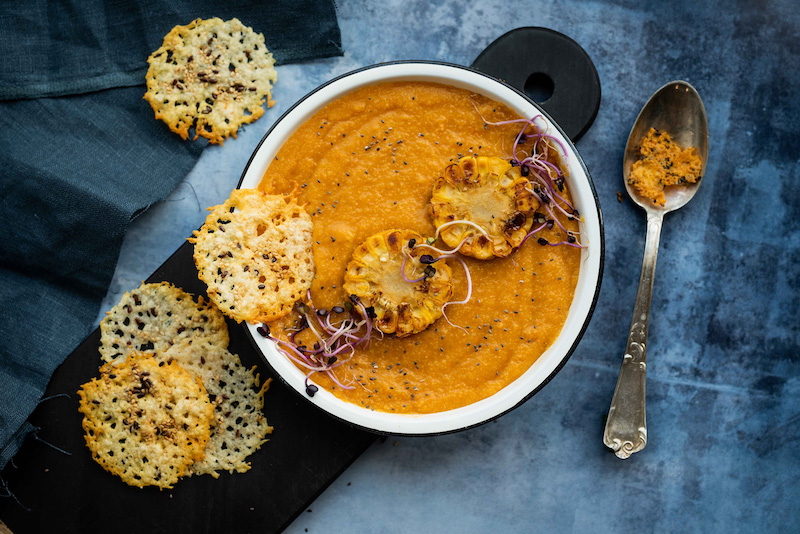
0, 0, 342, 471
0, 1, 343, 99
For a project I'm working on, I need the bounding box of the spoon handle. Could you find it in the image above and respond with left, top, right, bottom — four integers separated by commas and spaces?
603, 212, 663, 458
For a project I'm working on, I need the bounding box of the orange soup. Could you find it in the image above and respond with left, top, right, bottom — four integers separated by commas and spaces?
260, 81, 580, 413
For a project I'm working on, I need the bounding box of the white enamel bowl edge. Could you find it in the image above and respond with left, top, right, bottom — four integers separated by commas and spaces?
238, 62, 603, 436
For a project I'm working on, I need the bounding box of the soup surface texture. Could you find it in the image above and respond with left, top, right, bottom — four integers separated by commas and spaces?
259, 81, 580, 413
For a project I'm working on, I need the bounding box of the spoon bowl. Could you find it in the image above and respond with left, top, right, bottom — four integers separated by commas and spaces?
603, 80, 708, 458
623, 81, 709, 213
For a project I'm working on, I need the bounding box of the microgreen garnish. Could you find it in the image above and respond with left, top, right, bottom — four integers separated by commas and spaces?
265, 291, 381, 396
472, 107, 588, 250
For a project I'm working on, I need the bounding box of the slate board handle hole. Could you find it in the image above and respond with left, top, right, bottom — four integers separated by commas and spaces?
524, 72, 555, 104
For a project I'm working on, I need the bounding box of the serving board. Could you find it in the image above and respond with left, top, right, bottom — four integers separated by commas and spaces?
0, 27, 600, 534
0, 242, 376, 534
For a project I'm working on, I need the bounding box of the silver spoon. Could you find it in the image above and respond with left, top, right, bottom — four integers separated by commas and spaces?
602, 80, 709, 459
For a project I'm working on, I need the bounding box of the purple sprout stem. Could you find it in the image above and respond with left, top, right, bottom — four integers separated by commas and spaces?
518, 222, 549, 247
401, 255, 426, 283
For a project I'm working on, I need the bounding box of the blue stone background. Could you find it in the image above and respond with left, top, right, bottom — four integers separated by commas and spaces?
96, 0, 800, 531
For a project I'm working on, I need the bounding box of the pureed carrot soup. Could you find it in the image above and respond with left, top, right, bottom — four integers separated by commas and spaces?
260, 81, 581, 414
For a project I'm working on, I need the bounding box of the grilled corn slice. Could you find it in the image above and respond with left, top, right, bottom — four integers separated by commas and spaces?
429, 156, 539, 259
343, 229, 452, 337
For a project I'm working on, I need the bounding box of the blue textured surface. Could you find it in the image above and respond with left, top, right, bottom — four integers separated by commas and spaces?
98, 1, 800, 532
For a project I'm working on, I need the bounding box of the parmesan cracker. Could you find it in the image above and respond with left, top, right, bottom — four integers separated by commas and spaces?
189, 189, 315, 324
164, 340, 273, 477
77, 353, 213, 489
99, 282, 229, 364
144, 17, 278, 144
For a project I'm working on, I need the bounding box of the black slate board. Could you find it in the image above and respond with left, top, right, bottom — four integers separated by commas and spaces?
0, 241, 376, 534
472, 27, 600, 142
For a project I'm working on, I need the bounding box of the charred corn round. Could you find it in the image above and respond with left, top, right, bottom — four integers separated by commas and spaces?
343, 229, 453, 337
429, 156, 539, 259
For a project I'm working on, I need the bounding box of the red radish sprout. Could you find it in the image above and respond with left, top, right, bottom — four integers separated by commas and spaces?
263, 293, 380, 396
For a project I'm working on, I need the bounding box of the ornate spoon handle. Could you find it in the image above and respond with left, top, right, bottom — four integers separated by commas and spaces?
603, 211, 663, 458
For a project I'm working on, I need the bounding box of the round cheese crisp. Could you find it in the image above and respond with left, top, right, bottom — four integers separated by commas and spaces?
144, 17, 277, 144
98, 282, 229, 364
162, 339, 274, 478
189, 189, 315, 324
77, 353, 213, 489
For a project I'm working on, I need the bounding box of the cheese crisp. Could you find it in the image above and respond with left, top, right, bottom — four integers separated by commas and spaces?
88, 283, 274, 484
190, 189, 315, 324
144, 17, 277, 144
99, 282, 229, 363
78, 354, 213, 489
176, 340, 273, 477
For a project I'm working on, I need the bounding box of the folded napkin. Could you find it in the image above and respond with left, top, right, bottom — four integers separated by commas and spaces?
0, 1, 342, 99
0, 0, 342, 472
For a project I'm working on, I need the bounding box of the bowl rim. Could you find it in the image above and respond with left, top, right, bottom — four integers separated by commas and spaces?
237, 60, 605, 436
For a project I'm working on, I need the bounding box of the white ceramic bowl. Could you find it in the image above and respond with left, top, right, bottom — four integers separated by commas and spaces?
239, 61, 604, 435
